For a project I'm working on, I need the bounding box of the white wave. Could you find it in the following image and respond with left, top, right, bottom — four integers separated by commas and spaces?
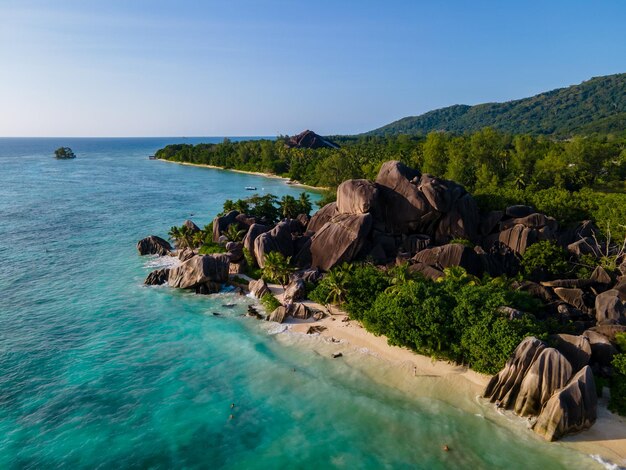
144, 254, 180, 269
589, 454, 624, 470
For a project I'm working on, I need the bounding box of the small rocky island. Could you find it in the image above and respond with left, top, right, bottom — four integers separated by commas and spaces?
137, 159, 626, 442
54, 147, 76, 159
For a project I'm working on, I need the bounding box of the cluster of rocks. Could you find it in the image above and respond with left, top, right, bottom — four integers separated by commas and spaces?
484, 335, 601, 441
136, 159, 626, 441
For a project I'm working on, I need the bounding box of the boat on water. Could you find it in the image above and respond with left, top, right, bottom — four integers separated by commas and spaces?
245, 186, 257, 190
148, 155, 156, 160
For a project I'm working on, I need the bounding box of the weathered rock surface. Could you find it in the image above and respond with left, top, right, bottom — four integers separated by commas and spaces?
268, 306, 288, 323
243, 223, 270, 259
212, 210, 241, 243
248, 278, 270, 298
412, 243, 483, 276
505, 205, 535, 218
137, 235, 172, 256
254, 221, 294, 268
595, 289, 625, 324
514, 348, 573, 417
225, 241, 244, 263
375, 161, 430, 234
284, 278, 306, 303
533, 366, 597, 441
484, 337, 547, 409
168, 254, 229, 289
582, 329, 618, 367
144, 268, 170, 285
408, 262, 444, 280
307, 202, 337, 234
336, 179, 379, 215
287, 302, 311, 320
553, 287, 588, 312
177, 247, 196, 262
434, 193, 480, 243
551, 334, 591, 373
309, 213, 373, 271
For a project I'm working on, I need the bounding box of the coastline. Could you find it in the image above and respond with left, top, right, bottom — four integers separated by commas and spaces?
257, 281, 626, 467
156, 158, 328, 191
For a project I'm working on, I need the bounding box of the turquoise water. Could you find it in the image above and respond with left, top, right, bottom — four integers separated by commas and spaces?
0, 138, 603, 468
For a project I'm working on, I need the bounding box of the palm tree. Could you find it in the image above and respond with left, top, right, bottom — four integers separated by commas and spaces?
169, 224, 193, 249
222, 224, 246, 242
298, 192, 312, 215
279, 195, 298, 219
322, 269, 348, 307
262, 252, 294, 289
385, 263, 412, 294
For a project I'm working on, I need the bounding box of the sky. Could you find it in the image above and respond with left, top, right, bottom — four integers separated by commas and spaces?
0, 0, 625, 137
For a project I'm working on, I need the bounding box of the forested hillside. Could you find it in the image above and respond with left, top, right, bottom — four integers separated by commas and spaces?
366, 73, 626, 136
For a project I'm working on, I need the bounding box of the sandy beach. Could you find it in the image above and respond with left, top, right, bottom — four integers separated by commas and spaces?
256, 281, 626, 468
157, 158, 328, 191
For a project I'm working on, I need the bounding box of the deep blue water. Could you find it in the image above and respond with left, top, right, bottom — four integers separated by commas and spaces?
0, 138, 603, 468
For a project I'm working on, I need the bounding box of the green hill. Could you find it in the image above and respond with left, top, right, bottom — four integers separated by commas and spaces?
365, 73, 626, 136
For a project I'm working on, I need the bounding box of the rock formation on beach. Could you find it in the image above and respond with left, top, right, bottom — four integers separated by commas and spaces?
137, 158, 626, 440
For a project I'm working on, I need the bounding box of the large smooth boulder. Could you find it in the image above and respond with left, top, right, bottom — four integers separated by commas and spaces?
212, 210, 241, 242
582, 329, 618, 368
595, 289, 625, 324
137, 235, 172, 256
225, 241, 244, 263
253, 221, 294, 268
168, 254, 229, 289
484, 337, 547, 409
500, 213, 558, 232
418, 174, 465, 213
144, 268, 170, 285
375, 161, 431, 234
248, 278, 270, 298
336, 179, 379, 215
480, 210, 504, 236
553, 288, 589, 312
284, 278, 306, 303
551, 334, 591, 373
243, 223, 271, 259
268, 306, 288, 323
533, 366, 597, 441
307, 202, 338, 234
514, 348, 573, 417
309, 213, 373, 271
496, 224, 537, 254
505, 205, 535, 218
434, 193, 480, 244
285, 130, 339, 149
412, 243, 484, 277
287, 303, 311, 320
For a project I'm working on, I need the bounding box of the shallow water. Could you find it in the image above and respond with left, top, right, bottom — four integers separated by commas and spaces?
0, 138, 603, 468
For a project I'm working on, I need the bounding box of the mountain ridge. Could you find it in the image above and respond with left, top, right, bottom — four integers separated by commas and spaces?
364, 73, 626, 136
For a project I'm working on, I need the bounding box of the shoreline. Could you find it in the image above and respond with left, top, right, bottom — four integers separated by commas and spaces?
156, 158, 328, 191
257, 281, 626, 467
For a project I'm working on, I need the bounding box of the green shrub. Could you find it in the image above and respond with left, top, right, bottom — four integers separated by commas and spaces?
260, 293, 281, 312
609, 353, 626, 416
520, 241, 570, 279
198, 242, 226, 254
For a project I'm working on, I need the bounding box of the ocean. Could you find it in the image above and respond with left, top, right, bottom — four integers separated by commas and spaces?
0, 137, 604, 468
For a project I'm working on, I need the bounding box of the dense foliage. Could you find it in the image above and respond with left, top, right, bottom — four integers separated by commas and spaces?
609, 333, 626, 416
520, 241, 570, 280
157, 128, 626, 236
310, 264, 544, 374
222, 193, 312, 224
366, 73, 626, 137
54, 147, 76, 159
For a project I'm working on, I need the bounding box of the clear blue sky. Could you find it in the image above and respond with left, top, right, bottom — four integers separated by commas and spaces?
1, 0, 625, 137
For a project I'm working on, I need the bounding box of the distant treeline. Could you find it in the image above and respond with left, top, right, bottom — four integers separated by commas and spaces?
156, 130, 626, 236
